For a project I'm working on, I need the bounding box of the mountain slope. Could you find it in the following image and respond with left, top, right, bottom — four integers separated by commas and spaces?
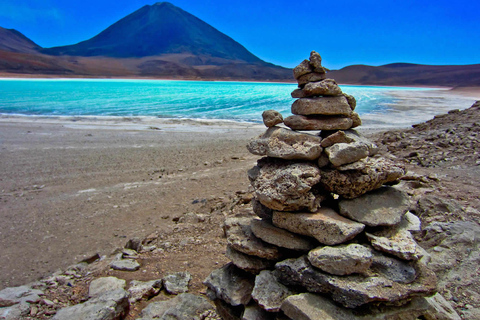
328, 63, 480, 87
0, 27, 41, 54
42, 2, 263, 64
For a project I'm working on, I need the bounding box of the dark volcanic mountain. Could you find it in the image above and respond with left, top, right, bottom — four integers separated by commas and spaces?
328, 63, 480, 87
0, 27, 41, 54
43, 2, 263, 64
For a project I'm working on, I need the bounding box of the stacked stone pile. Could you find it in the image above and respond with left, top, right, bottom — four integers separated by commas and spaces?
204, 52, 457, 320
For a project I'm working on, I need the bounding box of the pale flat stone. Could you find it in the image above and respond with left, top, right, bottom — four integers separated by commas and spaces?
203, 263, 254, 306
110, 259, 140, 271
275, 255, 436, 308
262, 110, 283, 127
284, 115, 353, 131
0, 303, 30, 320
338, 186, 409, 226
344, 129, 378, 155
367, 230, 422, 261
292, 96, 352, 116
163, 272, 191, 294
272, 208, 365, 245
281, 293, 355, 320
248, 158, 322, 212
293, 59, 313, 79
250, 219, 315, 251
225, 245, 273, 274
224, 217, 282, 260
325, 142, 369, 167
247, 127, 323, 160
319, 157, 405, 199
307, 244, 373, 275
0, 285, 43, 307
251, 270, 295, 312
89, 277, 126, 298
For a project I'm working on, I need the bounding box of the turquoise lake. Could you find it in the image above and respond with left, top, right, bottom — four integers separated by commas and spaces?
0, 79, 475, 128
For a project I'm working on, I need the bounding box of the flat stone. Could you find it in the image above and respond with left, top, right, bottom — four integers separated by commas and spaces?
250, 219, 315, 251
291, 88, 306, 98
309, 51, 324, 73
281, 293, 355, 320
262, 110, 283, 127
272, 208, 365, 245
52, 289, 129, 320
89, 276, 126, 298
338, 186, 409, 226
251, 270, 295, 312
284, 115, 353, 131
423, 293, 462, 320
163, 272, 191, 294
251, 197, 273, 220
302, 79, 342, 97
242, 304, 276, 320
343, 93, 357, 110
275, 255, 437, 308
248, 158, 322, 212
110, 258, 140, 271
297, 73, 327, 86
319, 157, 405, 199
224, 217, 282, 260
138, 293, 217, 320
226, 245, 274, 274
292, 96, 352, 116
0, 285, 43, 307
308, 244, 373, 275
321, 130, 353, 148
325, 142, 369, 167
203, 263, 255, 306
367, 230, 422, 261
293, 59, 313, 79
128, 279, 162, 304
247, 127, 323, 160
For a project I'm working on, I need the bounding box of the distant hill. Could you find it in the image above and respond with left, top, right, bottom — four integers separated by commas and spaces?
42, 2, 264, 64
328, 63, 480, 87
0, 27, 41, 54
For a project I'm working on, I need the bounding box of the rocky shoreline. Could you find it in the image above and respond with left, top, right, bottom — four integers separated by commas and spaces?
1, 60, 479, 319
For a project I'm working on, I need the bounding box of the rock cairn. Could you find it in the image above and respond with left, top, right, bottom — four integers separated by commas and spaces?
204, 52, 454, 320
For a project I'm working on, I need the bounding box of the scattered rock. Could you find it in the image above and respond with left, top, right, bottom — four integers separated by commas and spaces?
89, 277, 126, 298
0, 302, 30, 320
163, 272, 191, 294
110, 258, 141, 271
128, 279, 162, 304
0, 285, 43, 307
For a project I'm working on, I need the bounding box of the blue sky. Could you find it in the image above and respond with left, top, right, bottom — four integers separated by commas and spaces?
0, 0, 479, 69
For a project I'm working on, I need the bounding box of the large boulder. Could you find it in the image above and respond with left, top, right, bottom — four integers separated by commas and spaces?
248, 158, 322, 212
272, 208, 365, 245
319, 157, 405, 199
247, 127, 322, 160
